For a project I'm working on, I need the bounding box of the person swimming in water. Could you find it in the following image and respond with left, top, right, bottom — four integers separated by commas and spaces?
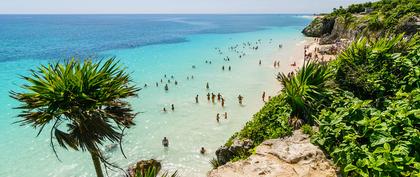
144, 83, 147, 87
171, 104, 175, 111
156, 82, 159, 87
174, 80, 178, 85
165, 84, 169, 91
191, 75, 194, 79
168, 79, 171, 83
164, 74, 167, 78
195, 95, 199, 103
200, 147, 206, 154
162, 137, 169, 147
238, 94, 243, 105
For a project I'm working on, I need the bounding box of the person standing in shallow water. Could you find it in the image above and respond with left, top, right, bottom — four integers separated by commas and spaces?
207, 93, 210, 101
165, 84, 169, 91
195, 95, 199, 103
200, 147, 206, 154
262, 91, 266, 102
221, 98, 225, 107
224, 112, 228, 119
238, 94, 243, 105
171, 104, 175, 111
162, 137, 169, 147
216, 113, 220, 122
206, 82, 209, 90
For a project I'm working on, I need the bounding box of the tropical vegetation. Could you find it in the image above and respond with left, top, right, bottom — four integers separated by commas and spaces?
10, 58, 139, 177
219, 1, 419, 175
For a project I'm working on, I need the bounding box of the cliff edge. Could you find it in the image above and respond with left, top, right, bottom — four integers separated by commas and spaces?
208, 130, 337, 177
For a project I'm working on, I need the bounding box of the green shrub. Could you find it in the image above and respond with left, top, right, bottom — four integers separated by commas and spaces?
312, 89, 420, 176
301, 124, 313, 136
277, 60, 334, 123
334, 34, 419, 100
227, 95, 292, 147
210, 158, 221, 169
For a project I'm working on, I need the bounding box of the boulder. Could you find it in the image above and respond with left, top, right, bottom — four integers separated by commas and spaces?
215, 139, 254, 165
302, 16, 335, 37
215, 146, 234, 165
208, 130, 337, 177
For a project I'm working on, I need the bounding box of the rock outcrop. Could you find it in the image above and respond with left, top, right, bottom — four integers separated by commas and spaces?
302, 16, 335, 37
208, 130, 337, 177
215, 139, 253, 165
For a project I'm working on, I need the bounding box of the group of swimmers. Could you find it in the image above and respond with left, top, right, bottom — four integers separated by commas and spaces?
216, 112, 228, 122
273, 60, 281, 68
162, 137, 207, 154
222, 65, 232, 71
162, 104, 175, 112
206, 92, 226, 107
155, 38, 286, 155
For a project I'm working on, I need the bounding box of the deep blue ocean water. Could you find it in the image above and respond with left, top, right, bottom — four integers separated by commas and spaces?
0, 15, 309, 61
0, 15, 311, 177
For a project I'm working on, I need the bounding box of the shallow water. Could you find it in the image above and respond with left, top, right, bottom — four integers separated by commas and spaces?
0, 15, 310, 177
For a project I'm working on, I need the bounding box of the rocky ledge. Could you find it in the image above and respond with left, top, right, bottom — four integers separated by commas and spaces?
208, 130, 337, 177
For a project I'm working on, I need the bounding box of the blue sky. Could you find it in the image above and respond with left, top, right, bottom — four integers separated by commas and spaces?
0, 0, 375, 14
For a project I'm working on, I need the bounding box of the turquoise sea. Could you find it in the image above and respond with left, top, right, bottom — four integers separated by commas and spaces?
0, 15, 311, 177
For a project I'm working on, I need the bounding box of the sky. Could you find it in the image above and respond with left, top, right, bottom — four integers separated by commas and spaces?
0, 0, 375, 14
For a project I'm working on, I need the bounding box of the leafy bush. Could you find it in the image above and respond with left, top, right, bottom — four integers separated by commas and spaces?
210, 158, 221, 169
334, 34, 419, 100
226, 95, 292, 147
313, 89, 420, 176
301, 124, 314, 135
135, 167, 178, 177
277, 60, 334, 123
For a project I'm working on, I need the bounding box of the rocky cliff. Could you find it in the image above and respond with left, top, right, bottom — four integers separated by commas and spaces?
302, 11, 419, 44
208, 130, 337, 177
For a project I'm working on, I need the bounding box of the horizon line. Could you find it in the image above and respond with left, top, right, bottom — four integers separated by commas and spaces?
0, 12, 318, 15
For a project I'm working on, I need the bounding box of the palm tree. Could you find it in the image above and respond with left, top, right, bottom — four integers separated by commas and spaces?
10, 58, 139, 177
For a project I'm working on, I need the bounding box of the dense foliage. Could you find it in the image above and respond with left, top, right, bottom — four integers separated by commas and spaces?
226, 95, 292, 146
224, 30, 419, 177
313, 89, 420, 176
277, 61, 334, 123
303, 0, 419, 41
334, 34, 420, 100
330, 0, 419, 35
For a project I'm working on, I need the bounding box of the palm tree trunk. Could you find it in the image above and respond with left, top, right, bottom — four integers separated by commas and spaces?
90, 151, 104, 177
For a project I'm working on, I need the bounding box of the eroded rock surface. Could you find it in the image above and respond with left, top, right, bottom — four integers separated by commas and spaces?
208, 130, 337, 177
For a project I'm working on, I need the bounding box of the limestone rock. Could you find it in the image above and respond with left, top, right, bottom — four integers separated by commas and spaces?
208, 130, 337, 177
302, 16, 335, 37
215, 139, 253, 165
